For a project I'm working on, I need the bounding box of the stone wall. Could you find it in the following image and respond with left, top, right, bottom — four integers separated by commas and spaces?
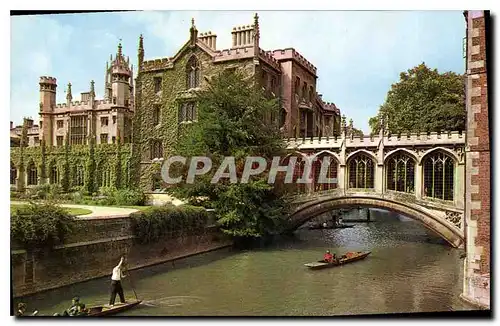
462, 10, 490, 309
11, 217, 231, 298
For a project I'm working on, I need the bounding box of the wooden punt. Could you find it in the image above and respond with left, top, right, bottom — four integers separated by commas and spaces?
85, 300, 142, 316
304, 251, 371, 270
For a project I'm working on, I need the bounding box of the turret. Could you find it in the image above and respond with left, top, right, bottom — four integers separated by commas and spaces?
138, 34, 144, 71
110, 42, 132, 107
39, 76, 57, 146
66, 82, 72, 105
189, 18, 198, 47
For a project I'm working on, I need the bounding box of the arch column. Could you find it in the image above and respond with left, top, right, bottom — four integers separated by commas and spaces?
415, 163, 423, 200
375, 164, 384, 193
338, 164, 346, 193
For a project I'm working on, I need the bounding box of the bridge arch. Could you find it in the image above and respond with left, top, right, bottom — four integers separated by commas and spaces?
287, 195, 464, 248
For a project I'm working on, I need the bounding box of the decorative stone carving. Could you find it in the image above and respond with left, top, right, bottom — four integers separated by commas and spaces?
445, 211, 462, 229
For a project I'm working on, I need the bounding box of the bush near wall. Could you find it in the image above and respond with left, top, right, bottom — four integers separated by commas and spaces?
130, 204, 209, 244
10, 202, 76, 249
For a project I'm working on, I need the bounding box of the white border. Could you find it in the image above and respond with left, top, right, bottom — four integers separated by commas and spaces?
2, 1, 499, 326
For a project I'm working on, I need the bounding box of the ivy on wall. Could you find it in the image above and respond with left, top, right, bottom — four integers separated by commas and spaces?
133, 46, 256, 191
11, 141, 133, 194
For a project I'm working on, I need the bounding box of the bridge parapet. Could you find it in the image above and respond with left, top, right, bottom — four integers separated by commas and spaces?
286, 131, 465, 150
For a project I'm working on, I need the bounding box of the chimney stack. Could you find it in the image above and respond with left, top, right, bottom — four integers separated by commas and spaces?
231, 24, 255, 48
199, 31, 217, 50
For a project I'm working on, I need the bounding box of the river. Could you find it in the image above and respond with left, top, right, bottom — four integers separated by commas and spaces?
18, 209, 474, 316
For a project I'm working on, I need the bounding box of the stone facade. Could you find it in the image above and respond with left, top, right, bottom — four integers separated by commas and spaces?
11, 44, 134, 148
11, 14, 341, 194
134, 14, 342, 191
462, 10, 490, 309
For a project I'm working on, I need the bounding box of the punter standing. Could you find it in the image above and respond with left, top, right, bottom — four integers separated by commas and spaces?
109, 257, 127, 306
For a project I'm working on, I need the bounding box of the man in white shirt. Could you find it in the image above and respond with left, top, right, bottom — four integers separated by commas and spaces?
109, 257, 127, 306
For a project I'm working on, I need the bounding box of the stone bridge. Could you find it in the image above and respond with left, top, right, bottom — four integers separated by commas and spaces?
282, 130, 466, 248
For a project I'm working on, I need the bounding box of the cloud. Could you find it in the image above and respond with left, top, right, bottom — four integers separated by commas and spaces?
10, 15, 74, 123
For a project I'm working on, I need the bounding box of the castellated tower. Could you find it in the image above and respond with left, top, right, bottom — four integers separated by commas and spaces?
39, 76, 57, 146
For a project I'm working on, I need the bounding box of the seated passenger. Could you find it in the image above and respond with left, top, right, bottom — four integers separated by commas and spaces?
323, 250, 334, 263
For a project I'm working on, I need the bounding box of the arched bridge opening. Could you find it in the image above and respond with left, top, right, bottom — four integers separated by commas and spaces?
286, 196, 464, 248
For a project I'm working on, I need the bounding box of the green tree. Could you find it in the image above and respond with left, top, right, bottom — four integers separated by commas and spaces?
16, 119, 28, 192
60, 133, 70, 192
85, 136, 96, 194
171, 70, 289, 237
369, 63, 465, 134
40, 138, 47, 184
114, 137, 122, 189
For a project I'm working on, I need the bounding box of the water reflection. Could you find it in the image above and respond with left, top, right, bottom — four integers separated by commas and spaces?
18, 209, 473, 316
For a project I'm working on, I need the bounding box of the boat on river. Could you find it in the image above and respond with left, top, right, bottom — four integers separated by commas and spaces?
85, 300, 142, 316
304, 251, 371, 270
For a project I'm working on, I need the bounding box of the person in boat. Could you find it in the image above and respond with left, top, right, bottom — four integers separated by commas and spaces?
109, 257, 127, 307
16, 303, 27, 316
64, 296, 86, 316
323, 250, 334, 263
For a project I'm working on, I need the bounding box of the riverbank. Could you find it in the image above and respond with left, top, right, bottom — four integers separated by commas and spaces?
11, 214, 232, 298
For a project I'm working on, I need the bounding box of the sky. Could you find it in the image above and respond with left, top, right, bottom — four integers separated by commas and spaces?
10, 10, 466, 133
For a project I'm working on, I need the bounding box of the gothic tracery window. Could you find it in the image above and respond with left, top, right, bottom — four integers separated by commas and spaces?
423, 151, 455, 201
348, 153, 375, 189
186, 56, 200, 89
386, 152, 416, 193
313, 153, 338, 192
50, 164, 59, 184
27, 161, 38, 186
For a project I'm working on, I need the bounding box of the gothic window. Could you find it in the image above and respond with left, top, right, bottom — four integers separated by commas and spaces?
154, 77, 162, 93
309, 86, 314, 103
150, 140, 163, 160
261, 70, 268, 89
152, 173, 162, 191
153, 104, 161, 126
302, 83, 307, 101
113, 116, 117, 124
178, 102, 196, 123
348, 153, 375, 189
100, 133, 108, 144
294, 77, 300, 96
101, 117, 109, 127
27, 161, 37, 186
57, 120, 64, 129
186, 56, 200, 89
270, 76, 277, 95
280, 108, 287, 128
70, 116, 87, 145
386, 152, 416, 193
10, 161, 16, 185
313, 153, 338, 192
50, 165, 59, 184
423, 151, 454, 201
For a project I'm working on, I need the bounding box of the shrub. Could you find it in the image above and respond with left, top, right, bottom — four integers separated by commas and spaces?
131, 205, 208, 244
10, 202, 76, 249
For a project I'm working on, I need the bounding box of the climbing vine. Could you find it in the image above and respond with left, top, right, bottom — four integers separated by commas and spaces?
133, 46, 255, 191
